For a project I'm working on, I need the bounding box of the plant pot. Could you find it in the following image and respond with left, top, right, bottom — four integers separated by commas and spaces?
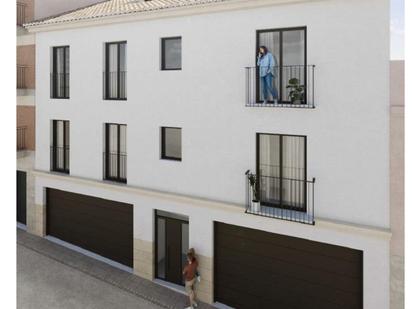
251, 200, 261, 212
292, 99, 301, 104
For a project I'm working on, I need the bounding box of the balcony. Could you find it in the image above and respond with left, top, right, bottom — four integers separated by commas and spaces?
17, 2, 26, 26
245, 65, 315, 108
50, 73, 70, 99
17, 126, 27, 151
103, 71, 127, 100
50, 146, 70, 174
103, 152, 127, 183
17, 65, 28, 89
245, 170, 315, 225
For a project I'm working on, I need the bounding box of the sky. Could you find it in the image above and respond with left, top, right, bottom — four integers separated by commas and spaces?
391, 0, 404, 59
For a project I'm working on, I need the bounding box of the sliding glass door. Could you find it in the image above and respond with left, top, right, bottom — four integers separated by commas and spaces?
257, 27, 306, 103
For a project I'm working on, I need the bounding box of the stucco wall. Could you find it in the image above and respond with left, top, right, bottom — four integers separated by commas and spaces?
35, 0, 390, 229
389, 60, 404, 309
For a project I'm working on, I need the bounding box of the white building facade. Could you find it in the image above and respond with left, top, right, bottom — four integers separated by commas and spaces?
27, 0, 391, 308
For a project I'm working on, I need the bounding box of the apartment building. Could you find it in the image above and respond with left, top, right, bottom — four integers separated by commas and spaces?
16, 0, 101, 229
25, 0, 392, 308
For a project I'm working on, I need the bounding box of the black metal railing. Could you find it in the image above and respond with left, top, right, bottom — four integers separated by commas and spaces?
17, 65, 27, 89
103, 152, 127, 183
50, 146, 70, 173
17, 126, 27, 150
245, 65, 315, 108
245, 170, 315, 225
17, 2, 26, 26
50, 73, 70, 98
103, 71, 127, 100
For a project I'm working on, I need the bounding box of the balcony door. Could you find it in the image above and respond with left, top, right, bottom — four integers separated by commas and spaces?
105, 123, 127, 182
256, 27, 306, 103
104, 42, 127, 100
52, 120, 70, 173
52, 46, 70, 98
257, 133, 306, 211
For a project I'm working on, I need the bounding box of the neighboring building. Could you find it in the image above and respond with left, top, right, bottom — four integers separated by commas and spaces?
25, 0, 393, 308
16, 1, 101, 230
389, 60, 404, 309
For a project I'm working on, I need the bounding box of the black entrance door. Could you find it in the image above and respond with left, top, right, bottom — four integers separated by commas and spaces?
17, 170, 27, 224
156, 211, 189, 286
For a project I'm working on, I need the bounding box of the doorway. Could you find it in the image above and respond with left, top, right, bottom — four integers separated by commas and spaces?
155, 210, 189, 286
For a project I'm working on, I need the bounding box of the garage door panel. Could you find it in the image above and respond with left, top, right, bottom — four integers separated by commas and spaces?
214, 222, 363, 309
217, 223, 361, 263
47, 189, 133, 267
217, 233, 362, 278
216, 252, 362, 294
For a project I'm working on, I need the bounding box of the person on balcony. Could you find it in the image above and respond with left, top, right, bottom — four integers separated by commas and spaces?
257, 46, 278, 103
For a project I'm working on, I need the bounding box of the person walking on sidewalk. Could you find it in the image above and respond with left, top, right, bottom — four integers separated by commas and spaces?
183, 250, 199, 309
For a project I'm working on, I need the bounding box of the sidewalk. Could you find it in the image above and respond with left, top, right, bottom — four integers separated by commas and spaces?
17, 229, 214, 309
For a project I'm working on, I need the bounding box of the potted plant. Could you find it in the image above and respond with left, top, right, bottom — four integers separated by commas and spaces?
248, 174, 261, 212
286, 77, 305, 104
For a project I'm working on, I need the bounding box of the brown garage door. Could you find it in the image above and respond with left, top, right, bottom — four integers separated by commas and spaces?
214, 222, 363, 309
47, 188, 133, 267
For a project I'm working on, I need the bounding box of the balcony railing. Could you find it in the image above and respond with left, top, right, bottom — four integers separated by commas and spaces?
103, 152, 127, 183
17, 65, 27, 89
50, 146, 70, 173
50, 73, 70, 99
17, 126, 27, 150
245, 170, 315, 225
245, 65, 315, 108
17, 2, 26, 26
103, 71, 127, 100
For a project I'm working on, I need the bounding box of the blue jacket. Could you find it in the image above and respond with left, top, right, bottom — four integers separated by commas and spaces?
257, 52, 277, 77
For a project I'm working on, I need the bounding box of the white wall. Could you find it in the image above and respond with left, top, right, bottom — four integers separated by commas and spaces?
35, 0, 101, 20
35, 0, 390, 228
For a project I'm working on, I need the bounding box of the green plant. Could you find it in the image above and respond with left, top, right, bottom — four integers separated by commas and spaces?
248, 174, 259, 202
286, 78, 304, 103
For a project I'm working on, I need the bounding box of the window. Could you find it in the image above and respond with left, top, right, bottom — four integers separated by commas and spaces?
51, 120, 70, 173
161, 127, 182, 161
51, 46, 70, 99
257, 133, 306, 210
256, 27, 306, 103
104, 123, 127, 182
161, 37, 182, 70
104, 42, 127, 100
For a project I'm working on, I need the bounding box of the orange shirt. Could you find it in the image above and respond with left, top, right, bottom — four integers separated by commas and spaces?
183, 258, 198, 281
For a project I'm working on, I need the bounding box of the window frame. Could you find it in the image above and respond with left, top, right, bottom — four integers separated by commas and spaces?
51, 46, 70, 99
161, 127, 182, 161
104, 123, 127, 183
104, 41, 127, 100
161, 37, 182, 71
255, 26, 307, 104
51, 120, 70, 174
256, 133, 307, 211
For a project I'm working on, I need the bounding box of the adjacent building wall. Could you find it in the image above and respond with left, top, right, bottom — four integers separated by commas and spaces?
389, 60, 404, 309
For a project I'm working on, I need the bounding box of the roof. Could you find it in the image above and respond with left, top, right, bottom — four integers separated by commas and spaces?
24, 0, 232, 27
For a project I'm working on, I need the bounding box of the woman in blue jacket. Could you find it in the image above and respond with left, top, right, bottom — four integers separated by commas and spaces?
257, 46, 278, 103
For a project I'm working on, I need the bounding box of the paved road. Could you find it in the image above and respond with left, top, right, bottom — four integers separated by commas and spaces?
17, 244, 164, 309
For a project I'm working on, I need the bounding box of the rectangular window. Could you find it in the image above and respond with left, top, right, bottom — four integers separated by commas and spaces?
161, 37, 182, 70
257, 133, 306, 210
104, 123, 127, 182
256, 27, 306, 103
51, 46, 70, 99
104, 42, 127, 100
161, 127, 182, 161
51, 120, 70, 173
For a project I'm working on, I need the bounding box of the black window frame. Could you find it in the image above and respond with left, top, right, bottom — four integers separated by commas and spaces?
256, 133, 307, 211
161, 127, 182, 161
51, 46, 70, 99
51, 120, 70, 174
104, 41, 127, 100
256, 26, 307, 104
104, 123, 127, 183
161, 37, 182, 71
